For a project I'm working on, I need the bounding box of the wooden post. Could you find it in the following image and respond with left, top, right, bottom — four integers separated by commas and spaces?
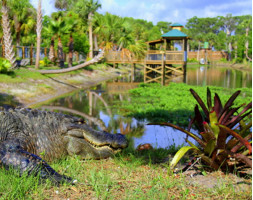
144, 58, 147, 83
22, 46, 25, 59
30, 45, 33, 65
131, 63, 135, 82
161, 52, 165, 85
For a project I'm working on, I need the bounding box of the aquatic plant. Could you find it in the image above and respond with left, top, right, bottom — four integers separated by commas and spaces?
149, 88, 252, 171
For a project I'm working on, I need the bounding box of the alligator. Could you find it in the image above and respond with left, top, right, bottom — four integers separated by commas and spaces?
0, 107, 128, 184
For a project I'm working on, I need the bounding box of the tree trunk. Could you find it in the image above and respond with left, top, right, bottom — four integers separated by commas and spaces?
1, 2, 16, 68
234, 42, 237, 61
94, 34, 98, 50
38, 50, 104, 74
35, 0, 42, 69
197, 41, 200, 61
58, 37, 65, 68
49, 38, 55, 63
88, 12, 93, 59
68, 34, 74, 68
245, 27, 252, 61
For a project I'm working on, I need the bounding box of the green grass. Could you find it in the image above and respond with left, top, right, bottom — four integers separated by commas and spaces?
113, 82, 252, 127
0, 64, 93, 83
0, 148, 251, 199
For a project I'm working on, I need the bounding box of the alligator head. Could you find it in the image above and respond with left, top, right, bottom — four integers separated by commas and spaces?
64, 123, 128, 159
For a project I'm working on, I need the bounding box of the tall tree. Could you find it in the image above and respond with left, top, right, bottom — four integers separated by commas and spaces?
86, 0, 101, 58
54, 0, 74, 11
240, 18, 252, 61
1, 0, 16, 68
35, 0, 42, 69
221, 14, 237, 60
44, 17, 70, 68
7, 0, 36, 46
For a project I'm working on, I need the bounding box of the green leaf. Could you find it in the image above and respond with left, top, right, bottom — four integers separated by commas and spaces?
170, 146, 196, 169
209, 111, 219, 139
186, 139, 200, 150
207, 87, 212, 110
204, 139, 216, 157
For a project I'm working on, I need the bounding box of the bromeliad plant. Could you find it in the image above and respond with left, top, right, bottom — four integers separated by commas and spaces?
150, 88, 252, 171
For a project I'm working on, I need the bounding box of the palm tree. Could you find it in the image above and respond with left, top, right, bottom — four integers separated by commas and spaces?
54, 0, 74, 10
35, 0, 42, 69
240, 18, 252, 61
222, 14, 237, 61
86, 0, 101, 58
64, 11, 79, 67
44, 17, 70, 68
7, 0, 36, 46
1, 0, 16, 68
93, 13, 123, 49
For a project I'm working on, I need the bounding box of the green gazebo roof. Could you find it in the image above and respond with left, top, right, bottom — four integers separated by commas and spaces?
161, 29, 187, 38
170, 23, 183, 27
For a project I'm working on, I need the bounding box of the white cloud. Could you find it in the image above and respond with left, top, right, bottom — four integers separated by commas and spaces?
30, 0, 57, 16
98, 0, 252, 25
30, 0, 252, 25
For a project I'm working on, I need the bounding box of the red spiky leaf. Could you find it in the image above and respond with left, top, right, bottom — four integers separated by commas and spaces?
190, 89, 209, 119
214, 93, 223, 118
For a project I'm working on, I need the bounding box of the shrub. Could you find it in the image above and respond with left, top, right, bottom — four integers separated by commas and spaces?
0, 58, 12, 73
150, 88, 252, 171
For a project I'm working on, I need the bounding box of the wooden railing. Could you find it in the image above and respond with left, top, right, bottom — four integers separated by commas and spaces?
104, 50, 144, 63
105, 50, 185, 64
145, 50, 184, 64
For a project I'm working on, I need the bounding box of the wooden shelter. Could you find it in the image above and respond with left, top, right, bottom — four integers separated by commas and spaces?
144, 23, 189, 85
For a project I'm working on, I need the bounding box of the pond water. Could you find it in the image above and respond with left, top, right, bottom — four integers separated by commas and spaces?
38, 65, 251, 150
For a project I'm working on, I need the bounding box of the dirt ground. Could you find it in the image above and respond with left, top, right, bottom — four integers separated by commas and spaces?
0, 67, 128, 107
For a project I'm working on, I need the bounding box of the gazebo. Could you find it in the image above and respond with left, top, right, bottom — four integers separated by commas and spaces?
144, 23, 189, 85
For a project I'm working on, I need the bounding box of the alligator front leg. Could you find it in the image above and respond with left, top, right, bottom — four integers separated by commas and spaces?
0, 139, 76, 185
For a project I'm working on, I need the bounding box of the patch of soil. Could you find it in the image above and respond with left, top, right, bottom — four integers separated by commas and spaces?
183, 170, 252, 192
0, 67, 128, 107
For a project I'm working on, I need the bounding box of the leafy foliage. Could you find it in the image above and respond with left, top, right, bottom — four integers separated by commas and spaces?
150, 88, 252, 171
0, 58, 12, 73
115, 83, 252, 127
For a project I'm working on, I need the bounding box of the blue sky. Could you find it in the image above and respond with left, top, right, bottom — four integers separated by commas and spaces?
30, 0, 252, 25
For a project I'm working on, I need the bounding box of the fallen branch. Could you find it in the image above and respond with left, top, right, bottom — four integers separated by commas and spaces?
35, 51, 104, 74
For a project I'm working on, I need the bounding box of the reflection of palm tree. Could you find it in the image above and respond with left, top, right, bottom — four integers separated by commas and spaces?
110, 116, 145, 138
41, 106, 108, 131
90, 91, 112, 116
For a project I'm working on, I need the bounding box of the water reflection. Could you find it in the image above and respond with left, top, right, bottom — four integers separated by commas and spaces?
38, 65, 251, 149
42, 86, 190, 149
185, 66, 252, 88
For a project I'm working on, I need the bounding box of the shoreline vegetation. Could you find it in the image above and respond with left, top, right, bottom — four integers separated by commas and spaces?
0, 63, 252, 199
0, 64, 130, 107
0, 0, 252, 198
0, 62, 251, 107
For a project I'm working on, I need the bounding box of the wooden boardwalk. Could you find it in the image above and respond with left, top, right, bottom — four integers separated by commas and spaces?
105, 50, 186, 85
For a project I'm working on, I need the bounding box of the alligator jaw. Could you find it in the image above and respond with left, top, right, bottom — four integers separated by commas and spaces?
65, 125, 128, 159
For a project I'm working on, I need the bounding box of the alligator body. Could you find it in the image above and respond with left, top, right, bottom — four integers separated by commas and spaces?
0, 107, 128, 184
